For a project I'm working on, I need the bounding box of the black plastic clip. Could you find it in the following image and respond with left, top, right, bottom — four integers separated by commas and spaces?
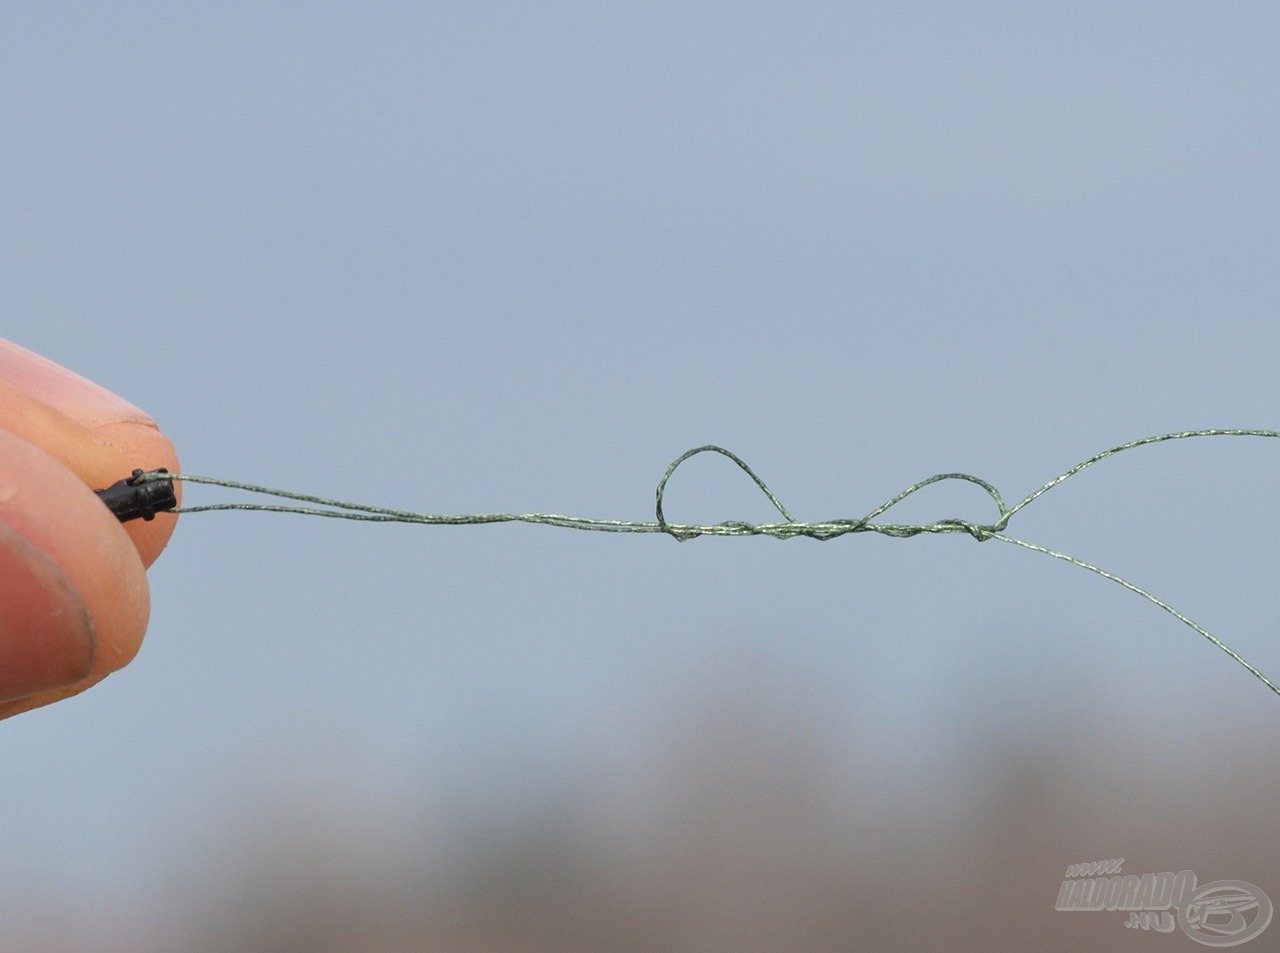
95, 469, 178, 523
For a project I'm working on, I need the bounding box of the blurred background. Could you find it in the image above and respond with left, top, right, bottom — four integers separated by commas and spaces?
4, 3, 1280, 950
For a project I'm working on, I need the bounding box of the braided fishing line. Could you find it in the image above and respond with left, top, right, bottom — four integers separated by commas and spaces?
118, 428, 1280, 700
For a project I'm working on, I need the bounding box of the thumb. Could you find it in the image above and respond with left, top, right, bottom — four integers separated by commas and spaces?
0, 429, 149, 715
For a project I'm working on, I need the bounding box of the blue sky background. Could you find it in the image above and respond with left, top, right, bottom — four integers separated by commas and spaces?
4, 3, 1280, 947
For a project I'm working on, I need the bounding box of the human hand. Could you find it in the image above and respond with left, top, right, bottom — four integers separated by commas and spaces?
0, 338, 179, 719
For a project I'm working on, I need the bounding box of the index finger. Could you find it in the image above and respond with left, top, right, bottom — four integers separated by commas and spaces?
0, 339, 180, 567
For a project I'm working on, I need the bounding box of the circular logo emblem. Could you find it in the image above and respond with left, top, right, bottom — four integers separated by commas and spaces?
1179, 880, 1273, 947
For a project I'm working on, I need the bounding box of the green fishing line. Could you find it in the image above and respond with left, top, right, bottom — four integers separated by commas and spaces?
137, 429, 1280, 700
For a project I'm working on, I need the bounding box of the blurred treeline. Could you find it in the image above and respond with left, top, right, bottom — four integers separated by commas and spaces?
15, 683, 1279, 953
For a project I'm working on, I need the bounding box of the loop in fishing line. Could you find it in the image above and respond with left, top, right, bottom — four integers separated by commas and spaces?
98, 428, 1280, 701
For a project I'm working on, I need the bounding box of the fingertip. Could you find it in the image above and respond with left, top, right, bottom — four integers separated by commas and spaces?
0, 339, 181, 569
0, 430, 151, 718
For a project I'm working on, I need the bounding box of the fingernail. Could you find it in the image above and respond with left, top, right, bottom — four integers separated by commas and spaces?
0, 525, 96, 703
0, 338, 152, 429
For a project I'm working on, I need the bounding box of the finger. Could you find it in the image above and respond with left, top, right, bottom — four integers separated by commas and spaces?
0, 524, 94, 706
0, 429, 150, 718
0, 338, 180, 568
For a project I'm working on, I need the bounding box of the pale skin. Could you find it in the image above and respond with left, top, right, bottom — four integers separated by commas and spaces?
0, 338, 179, 719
